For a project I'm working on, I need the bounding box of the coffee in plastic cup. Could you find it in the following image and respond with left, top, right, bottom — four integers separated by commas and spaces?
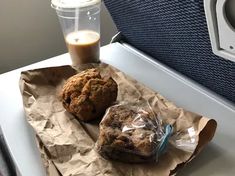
51, 0, 101, 65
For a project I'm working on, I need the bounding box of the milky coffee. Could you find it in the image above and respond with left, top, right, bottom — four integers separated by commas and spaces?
66, 30, 100, 65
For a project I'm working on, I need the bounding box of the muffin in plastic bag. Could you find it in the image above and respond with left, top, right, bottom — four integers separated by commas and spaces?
96, 102, 172, 163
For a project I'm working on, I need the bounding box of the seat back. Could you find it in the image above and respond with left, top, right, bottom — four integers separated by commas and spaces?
104, 0, 235, 103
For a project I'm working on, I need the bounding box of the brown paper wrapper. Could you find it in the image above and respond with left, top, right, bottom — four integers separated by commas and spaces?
19, 64, 217, 176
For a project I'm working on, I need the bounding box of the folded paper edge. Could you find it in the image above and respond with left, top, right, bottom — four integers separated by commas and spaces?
170, 119, 217, 175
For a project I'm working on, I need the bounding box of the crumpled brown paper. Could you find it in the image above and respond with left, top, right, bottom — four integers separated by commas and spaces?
19, 64, 217, 176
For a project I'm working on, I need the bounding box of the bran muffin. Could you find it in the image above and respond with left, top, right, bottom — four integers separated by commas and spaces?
61, 68, 118, 121
97, 104, 164, 163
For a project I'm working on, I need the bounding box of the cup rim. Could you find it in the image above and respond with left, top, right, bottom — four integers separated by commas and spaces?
51, 0, 101, 11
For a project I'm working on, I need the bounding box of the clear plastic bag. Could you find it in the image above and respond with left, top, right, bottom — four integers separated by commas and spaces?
169, 126, 198, 153
96, 102, 172, 163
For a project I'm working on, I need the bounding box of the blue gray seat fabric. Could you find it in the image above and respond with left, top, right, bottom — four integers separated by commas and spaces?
104, 0, 235, 103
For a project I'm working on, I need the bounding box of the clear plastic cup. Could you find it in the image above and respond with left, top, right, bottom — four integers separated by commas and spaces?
51, 0, 101, 65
